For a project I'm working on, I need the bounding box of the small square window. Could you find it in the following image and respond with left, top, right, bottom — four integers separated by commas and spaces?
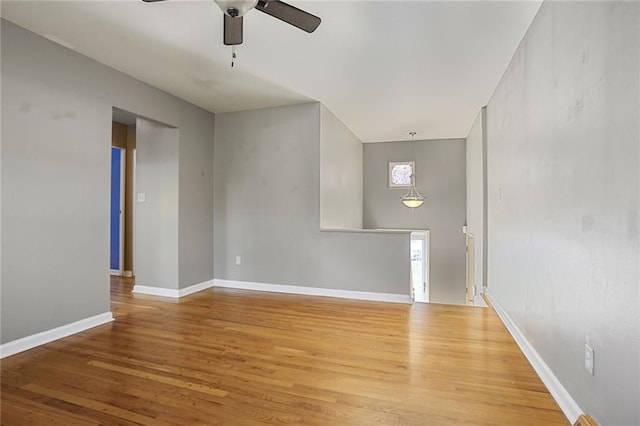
389, 161, 414, 187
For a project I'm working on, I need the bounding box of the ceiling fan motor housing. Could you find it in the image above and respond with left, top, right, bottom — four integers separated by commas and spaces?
214, 0, 258, 17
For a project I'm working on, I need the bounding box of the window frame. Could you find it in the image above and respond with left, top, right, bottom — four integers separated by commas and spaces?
388, 161, 415, 188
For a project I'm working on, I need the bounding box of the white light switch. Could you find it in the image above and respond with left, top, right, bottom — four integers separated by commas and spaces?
137, 193, 146, 203
235, 256, 241, 265
585, 344, 594, 375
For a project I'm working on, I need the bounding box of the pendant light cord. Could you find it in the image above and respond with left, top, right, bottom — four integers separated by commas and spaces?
409, 131, 417, 183
400, 131, 425, 208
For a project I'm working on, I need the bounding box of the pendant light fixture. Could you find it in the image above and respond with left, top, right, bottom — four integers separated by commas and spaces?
401, 132, 425, 209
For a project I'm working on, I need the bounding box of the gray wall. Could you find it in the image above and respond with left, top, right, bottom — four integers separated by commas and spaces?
177, 105, 215, 288
320, 105, 363, 229
213, 103, 410, 295
363, 139, 467, 305
466, 109, 485, 296
135, 118, 179, 289
1, 20, 215, 343
486, 2, 639, 424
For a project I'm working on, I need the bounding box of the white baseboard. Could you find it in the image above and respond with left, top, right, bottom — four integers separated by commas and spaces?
485, 289, 581, 424
213, 279, 412, 304
132, 285, 179, 298
179, 280, 215, 297
132, 280, 215, 299
0, 312, 114, 359
110, 269, 122, 276
473, 294, 488, 307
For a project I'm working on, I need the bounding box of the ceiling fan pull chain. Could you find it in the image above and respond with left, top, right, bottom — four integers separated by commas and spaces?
231, 45, 237, 67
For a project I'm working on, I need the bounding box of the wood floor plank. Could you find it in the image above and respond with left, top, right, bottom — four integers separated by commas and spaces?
1, 387, 101, 426
0, 276, 569, 425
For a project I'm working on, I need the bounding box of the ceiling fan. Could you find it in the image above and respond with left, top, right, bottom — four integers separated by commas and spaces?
142, 0, 321, 46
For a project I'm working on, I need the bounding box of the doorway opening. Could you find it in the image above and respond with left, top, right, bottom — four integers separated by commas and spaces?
111, 107, 137, 280
465, 233, 475, 306
410, 231, 430, 303
110, 107, 180, 298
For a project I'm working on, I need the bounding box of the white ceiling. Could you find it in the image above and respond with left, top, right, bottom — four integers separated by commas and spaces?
1, 0, 541, 142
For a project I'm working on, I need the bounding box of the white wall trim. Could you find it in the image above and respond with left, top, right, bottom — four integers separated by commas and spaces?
213, 279, 412, 304
473, 294, 488, 307
132, 280, 215, 299
0, 312, 114, 359
485, 289, 582, 424
178, 280, 215, 298
132, 285, 179, 298
109, 269, 122, 276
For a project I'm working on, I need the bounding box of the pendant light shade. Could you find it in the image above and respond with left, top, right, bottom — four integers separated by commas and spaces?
401, 186, 425, 208
401, 132, 425, 209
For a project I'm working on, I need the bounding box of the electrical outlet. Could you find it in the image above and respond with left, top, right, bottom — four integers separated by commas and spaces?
585, 344, 594, 375
235, 256, 241, 266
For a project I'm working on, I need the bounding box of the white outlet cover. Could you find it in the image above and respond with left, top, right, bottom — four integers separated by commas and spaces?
235, 256, 241, 265
137, 193, 146, 203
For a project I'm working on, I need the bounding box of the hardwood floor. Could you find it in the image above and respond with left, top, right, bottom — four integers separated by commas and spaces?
1, 277, 568, 425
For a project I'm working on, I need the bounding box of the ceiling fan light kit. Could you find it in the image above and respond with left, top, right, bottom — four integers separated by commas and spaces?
215, 0, 258, 18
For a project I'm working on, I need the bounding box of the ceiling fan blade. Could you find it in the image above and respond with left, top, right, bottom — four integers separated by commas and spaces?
224, 14, 243, 45
255, 0, 321, 33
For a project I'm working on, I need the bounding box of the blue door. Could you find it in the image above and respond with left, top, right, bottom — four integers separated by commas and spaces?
110, 148, 122, 271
